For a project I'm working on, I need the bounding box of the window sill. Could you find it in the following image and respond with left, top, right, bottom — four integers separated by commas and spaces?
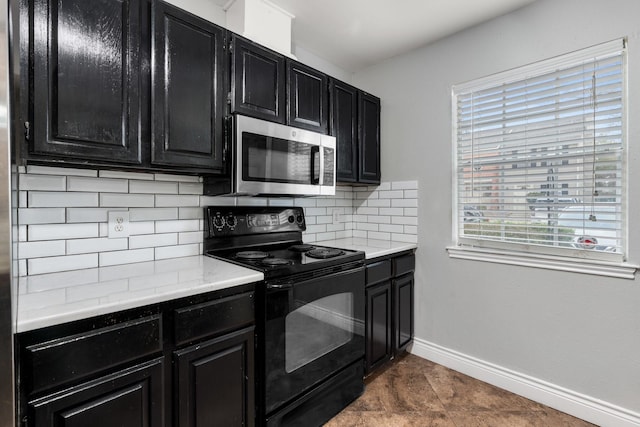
446, 246, 637, 279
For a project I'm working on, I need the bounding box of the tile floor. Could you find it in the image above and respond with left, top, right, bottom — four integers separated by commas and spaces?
325, 353, 597, 427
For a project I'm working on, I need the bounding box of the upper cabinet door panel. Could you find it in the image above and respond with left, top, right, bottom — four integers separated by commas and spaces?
31, 0, 142, 163
330, 80, 358, 183
287, 61, 328, 133
151, 0, 225, 170
358, 92, 381, 184
231, 36, 285, 123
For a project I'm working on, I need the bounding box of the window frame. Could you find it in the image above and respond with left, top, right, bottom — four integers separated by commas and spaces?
448, 39, 636, 278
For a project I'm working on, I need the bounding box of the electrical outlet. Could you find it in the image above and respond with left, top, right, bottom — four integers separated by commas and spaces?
332, 209, 341, 224
108, 211, 130, 238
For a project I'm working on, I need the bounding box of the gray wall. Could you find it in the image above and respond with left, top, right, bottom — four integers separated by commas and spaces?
354, 0, 640, 414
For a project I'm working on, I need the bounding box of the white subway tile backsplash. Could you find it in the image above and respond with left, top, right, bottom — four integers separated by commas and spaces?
130, 180, 178, 194
379, 224, 404, 233
19, 208, 66, 224
20, 174, 66, 191
154, 173, 200, 182
367, 199, 391, 208
391, 198, 418, 208
66, 208, 112, 223
99, 170, 154, 180
29, 191, 99, 207
28, 254, 98, 275
178, 182, 203, 195
129, 208, 178, 222
99, 248, 154, 267
100, 193, 154, 207
178, 231, 203, 245
155, 219, 200, 233
18, 240, 66, 259
29, 223, 99, 241
27, 165, 97, 177
178, 207, 203, 220
19, 168, 417, 275
155, 194, 200, 207
67, 176, 128, 193
129, 233, 178, 249
128, 221, 156, 235
404, 208, 418, 216
67, 237, 128, 254
155, 244, 199, 260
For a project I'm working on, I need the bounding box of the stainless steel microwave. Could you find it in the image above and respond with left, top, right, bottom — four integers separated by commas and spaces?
228, 115, 336, 196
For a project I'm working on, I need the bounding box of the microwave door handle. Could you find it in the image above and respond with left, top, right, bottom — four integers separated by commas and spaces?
310, 145, 320, 185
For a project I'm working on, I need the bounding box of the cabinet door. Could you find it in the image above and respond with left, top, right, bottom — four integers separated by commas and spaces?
151, 1, 226, 171
231, 36, 285, 123
365, 281, 392, 374
30, 358, 164, 427
358, 92, 381, 184
287, 61, 328, 133
174, 326, 255, 427
330, 80, 358, 183
30, 0, 143, 164
394, 273, 414, 353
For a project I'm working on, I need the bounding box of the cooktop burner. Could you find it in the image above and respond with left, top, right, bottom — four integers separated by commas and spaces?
236, 251, 269, 260
288, 244, 315, 252
306, 248, 345, 259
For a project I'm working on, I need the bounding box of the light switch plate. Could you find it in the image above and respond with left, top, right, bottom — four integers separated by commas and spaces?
108, 211, 130, 238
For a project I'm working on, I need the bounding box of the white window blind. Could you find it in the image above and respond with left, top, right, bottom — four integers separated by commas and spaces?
453, 39, 626, 262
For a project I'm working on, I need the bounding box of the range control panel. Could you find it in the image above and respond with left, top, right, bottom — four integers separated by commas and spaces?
205, 206, 305, 237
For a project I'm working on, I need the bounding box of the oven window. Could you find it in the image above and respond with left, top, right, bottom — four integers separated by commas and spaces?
242, 132, 313, 184
285, 292, 355, 373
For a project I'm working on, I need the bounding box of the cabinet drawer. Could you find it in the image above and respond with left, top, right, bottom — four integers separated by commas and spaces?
25, 315, 162, 394
393, 254, 415, 277
366, 260, 391, 286
174, 291, 255, 346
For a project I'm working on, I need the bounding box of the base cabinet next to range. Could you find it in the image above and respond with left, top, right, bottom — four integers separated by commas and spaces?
17, 285, 256, 427
365, 251, 415, 375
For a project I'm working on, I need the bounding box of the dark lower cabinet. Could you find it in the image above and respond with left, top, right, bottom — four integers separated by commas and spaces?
151, 0, 226, 171
365, 252, 415, 375
29, 0, 144, 164
29, 358, 164, 427
174, 326, 255, 427
18, 285, 256, 427
365, 281, 392, 373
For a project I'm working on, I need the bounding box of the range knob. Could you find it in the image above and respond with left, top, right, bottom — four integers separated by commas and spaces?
212, 214, 225, 230
296, 215, 304, 225
225, 214, 237, 229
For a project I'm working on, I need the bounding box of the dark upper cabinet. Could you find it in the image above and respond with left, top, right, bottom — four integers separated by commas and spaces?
330, 80, 358, 182
231, 36, 286, 123
330, 80, 381, 184
358, 92, 381, 184
151, 0, 226, 171
29, 0, 144, 164
287, 61, 328, 133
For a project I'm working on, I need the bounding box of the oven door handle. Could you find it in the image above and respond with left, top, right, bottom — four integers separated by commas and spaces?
267, 281, 293, 290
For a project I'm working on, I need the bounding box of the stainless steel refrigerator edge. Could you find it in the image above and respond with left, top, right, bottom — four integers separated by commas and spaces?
0, 0, 15, 424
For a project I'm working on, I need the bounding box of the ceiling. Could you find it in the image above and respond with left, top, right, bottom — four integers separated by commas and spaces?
214, 0, 537, 72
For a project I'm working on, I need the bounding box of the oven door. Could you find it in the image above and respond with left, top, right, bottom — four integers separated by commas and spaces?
235, 114, 335, 196
263, 266, 365, 415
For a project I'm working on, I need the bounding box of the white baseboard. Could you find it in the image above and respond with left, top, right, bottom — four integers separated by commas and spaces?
409, 338, 640, 427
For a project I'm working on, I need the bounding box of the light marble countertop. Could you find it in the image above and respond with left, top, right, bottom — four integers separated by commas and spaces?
310, 237, 417, 260
15, 256, 263, 333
